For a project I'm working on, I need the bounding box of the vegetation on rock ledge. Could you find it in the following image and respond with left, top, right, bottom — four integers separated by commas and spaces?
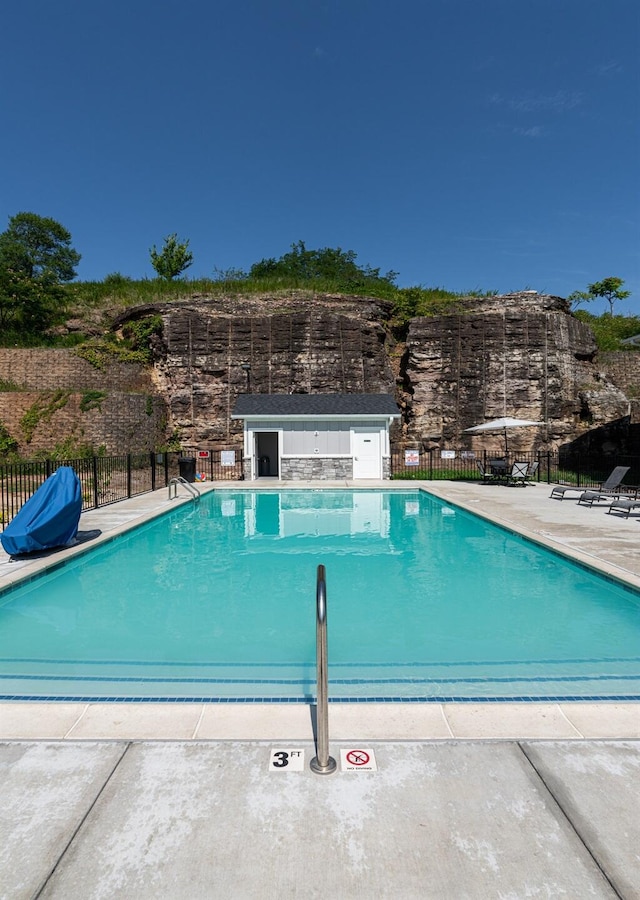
0, 213, 635, 353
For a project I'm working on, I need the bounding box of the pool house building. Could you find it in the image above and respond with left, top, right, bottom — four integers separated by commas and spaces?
231, 393, 401, 481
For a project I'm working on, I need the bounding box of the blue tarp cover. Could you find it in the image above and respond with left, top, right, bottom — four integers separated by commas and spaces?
1, 466, 83, 556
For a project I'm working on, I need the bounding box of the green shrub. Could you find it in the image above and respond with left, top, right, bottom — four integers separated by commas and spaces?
0, 421, 18, 457
80, 390, 107, 412
574, 311, 640, 351
20, 390, 71, 442
32, 438, 96, 460
121, 315, 164, 353
75, 339, 151, 369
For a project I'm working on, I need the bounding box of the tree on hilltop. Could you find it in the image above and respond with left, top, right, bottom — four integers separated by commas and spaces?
249, 240, 398, 292
150, 234, 193, 280
569, 277, 630, 315
0, 212, 80, 334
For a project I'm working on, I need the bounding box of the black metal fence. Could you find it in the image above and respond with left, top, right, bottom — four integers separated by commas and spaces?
390, 449, 554, 481
390, 447, 640, 489
0, 449, 244, 526
3, 445, 639, 526
555, 452, 640, 491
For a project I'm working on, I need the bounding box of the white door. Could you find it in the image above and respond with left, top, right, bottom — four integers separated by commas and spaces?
352, 429, 381, 479
252, 433, 259, 480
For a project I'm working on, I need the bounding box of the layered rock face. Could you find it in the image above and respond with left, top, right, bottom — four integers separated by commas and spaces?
1, 291, 633, 457
144, 292, 396, 448
401, 293, 631, 453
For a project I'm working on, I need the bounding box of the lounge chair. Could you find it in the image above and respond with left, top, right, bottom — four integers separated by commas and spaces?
550, 465, 630, 500
578, 484, 639, 507
507, 461, 529, 486
607, 498, 640, 518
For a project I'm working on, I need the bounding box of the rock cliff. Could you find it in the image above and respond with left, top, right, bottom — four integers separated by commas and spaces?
121, 292, 397, 448
401, 292, 631, 453
0, 290, 636, 456
124, 289, 631, 454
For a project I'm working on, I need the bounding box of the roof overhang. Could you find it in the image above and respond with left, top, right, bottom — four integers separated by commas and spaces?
231, 393, 401, 420
232, 412, 400, 421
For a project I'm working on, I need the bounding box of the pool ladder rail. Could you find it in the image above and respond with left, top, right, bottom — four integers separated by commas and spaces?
168, 477, 201, 502
310, 564, 337, 775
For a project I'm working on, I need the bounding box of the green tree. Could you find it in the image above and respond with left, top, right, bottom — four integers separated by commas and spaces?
0, 212, 81, 334
569, 276, 630, 315
249, 240, 398, 291
150, 233, 193, 280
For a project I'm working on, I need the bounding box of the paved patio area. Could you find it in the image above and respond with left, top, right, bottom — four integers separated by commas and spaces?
1, 479, 639, 897
1, 738, 638, 899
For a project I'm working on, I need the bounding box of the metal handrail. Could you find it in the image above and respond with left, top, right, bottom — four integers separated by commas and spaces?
168, 477, 201, 502
310, 564, 336, 775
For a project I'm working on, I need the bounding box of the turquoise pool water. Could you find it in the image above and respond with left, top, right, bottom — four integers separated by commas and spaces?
1, 489, 639, 701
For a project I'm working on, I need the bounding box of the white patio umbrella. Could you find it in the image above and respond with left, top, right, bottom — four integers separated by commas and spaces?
463, 417, 541, 454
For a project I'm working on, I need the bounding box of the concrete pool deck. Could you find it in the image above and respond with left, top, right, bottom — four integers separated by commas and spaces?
1, 480, 639, 897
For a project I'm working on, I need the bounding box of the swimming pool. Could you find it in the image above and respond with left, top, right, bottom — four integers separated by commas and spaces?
1, 489, 639, 701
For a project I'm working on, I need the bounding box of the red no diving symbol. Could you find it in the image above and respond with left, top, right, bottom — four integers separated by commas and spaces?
346, 750, 370, 766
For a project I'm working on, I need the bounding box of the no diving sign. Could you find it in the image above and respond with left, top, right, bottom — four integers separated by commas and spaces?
341, 748, 378, 772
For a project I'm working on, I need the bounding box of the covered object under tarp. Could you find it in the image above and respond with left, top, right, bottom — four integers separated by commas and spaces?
0, 466, 82, 556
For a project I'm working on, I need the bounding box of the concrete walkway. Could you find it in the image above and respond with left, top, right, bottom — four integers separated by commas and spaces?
2, 739, 639, 898
1, 479, 639, 897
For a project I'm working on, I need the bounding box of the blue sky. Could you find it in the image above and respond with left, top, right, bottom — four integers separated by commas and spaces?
2, 0, 639, 313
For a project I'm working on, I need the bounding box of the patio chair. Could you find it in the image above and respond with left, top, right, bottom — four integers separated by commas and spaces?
526, 461, 539, 483
507, 461, 529, 486
488, 458, 508, 476
607, 498, 640, 518
476, 460, 496, 483
550, 465, 630, 500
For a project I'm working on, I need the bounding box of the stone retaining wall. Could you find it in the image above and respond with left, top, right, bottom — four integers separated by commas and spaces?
0, 349, 163, 454
0, 349, 153, 391
599, 352, 640, 397
0, 391, 167, 454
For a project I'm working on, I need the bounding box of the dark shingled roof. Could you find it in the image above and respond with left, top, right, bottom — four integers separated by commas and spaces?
232, 393, 400, 418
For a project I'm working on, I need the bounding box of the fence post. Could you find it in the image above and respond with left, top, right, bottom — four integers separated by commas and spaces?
546, 451, 551, 484
92, 456, 99, 509
127, 454, 132, 498
429, 449, 433, 481
150, 451, 156, 492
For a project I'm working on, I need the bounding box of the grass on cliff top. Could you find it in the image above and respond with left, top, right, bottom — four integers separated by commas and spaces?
11, 272, 640, 352
68, 277, 640, 350
64, 275, 494, 324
